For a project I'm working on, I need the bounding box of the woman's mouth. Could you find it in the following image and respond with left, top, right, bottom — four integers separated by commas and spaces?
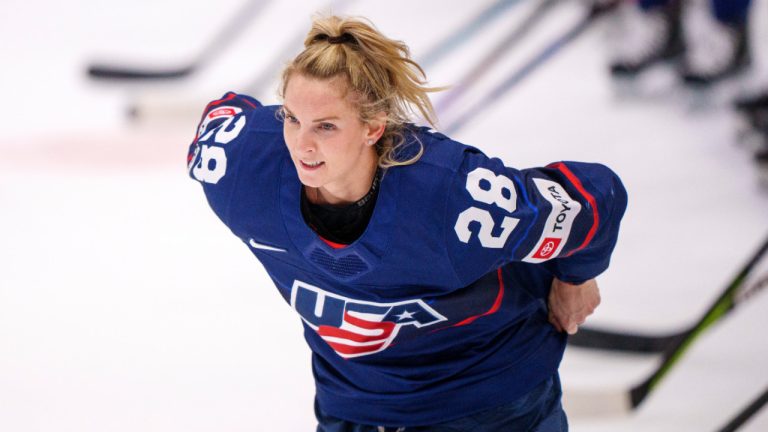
300, 160, 325, 170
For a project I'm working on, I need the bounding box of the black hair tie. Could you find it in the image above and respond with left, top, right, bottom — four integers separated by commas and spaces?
327, 33, 356, 45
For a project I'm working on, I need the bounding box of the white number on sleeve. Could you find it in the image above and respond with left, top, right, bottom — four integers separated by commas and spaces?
191, 145, 227, 184
454, 207, 519, 249
454, 167, 520, 249
198, 115, 246, 144
466, 167, 517, 212
190, 113, 246, 184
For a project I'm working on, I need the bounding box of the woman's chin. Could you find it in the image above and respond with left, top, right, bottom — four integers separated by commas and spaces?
296, 172, 323, 188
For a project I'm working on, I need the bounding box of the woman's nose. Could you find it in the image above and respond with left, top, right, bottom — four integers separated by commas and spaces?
295, 129, 315, 153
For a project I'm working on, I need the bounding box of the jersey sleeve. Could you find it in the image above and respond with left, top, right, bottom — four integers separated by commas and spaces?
446, 147, 627, 290
186, 92, 261, 223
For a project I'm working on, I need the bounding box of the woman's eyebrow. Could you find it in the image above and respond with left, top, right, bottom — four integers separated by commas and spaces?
312, 115, 340, 122
283, 104, 340, 122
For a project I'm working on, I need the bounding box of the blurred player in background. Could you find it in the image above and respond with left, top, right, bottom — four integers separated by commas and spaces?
609, 0, 768, 182
188, 15, 627, 432
609, 0, 752, 86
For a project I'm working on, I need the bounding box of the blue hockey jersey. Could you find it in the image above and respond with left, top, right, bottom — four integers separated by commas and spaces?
188, 92, 627, 426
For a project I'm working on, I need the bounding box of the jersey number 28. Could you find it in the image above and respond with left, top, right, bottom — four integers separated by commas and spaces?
454, 168, 520, 248
190, 114, 246, 184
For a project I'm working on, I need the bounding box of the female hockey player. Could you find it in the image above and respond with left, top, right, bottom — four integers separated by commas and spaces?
188, 15, 627, 432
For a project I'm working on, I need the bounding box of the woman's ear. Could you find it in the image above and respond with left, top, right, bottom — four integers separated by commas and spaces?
365, 111, 387, 145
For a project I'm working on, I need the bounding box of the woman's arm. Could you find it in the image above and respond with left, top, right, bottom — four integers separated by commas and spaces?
447, 148, 628, 289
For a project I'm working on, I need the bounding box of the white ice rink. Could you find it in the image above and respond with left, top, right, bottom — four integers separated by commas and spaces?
2, 0, 768, 430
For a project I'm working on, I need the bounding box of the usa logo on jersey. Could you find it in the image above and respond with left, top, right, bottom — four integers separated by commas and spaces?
290, 280, 447, 358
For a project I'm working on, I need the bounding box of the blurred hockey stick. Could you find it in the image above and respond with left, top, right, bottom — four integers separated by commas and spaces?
568, 325, 687, 353
418, 0, 528, 69
571, 234, 768, 353
443, 0, 620, 134
87, 0, 272, 80
435, 0, 558, 116
564, 235, 768, 416
717, 385, 768, 432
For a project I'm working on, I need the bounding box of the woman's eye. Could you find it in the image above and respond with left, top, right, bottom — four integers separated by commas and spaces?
319, 123, 336, 131
281, 110, 298, 124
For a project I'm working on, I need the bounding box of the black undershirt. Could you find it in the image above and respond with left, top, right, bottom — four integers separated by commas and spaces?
300, 169, 382, 245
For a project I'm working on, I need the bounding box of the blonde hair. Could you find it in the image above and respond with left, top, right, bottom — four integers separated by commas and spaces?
279, 15, 443, 168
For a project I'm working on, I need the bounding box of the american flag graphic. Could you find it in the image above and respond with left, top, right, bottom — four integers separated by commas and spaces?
318, 310, 400, 358
290, 280, 447, 359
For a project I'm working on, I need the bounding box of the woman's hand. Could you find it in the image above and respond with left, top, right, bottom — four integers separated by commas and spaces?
548, 278, 601, 335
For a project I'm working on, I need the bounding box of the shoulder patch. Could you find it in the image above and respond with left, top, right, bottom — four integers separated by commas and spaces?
196, 105, 243, 142
522, 178, 582, 263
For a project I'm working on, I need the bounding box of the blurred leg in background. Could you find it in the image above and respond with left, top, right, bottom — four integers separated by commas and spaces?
681, 0, 752, 86
609, 0, 685, 77
609, 0, 752, 86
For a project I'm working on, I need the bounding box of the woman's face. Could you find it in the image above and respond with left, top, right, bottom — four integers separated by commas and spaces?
282, 74, 383, 205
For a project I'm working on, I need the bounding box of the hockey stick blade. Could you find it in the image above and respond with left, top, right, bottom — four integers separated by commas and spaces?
564, 234, 768, 416
571, 234, 768, 354
88, 64, 195, 80
87, 0, 270, 81
568, 325, 687, 353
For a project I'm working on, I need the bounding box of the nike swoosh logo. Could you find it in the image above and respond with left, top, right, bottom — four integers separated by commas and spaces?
248, 238, 287, 253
